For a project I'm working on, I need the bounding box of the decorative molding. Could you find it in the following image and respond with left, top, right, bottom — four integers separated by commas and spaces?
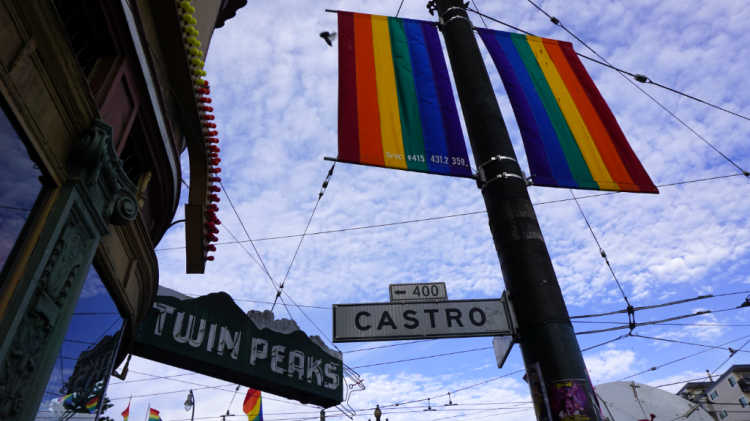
0, 120, 136, 420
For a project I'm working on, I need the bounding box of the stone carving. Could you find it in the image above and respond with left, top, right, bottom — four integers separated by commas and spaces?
0, 120, 136, 419
71, 120, 138, 227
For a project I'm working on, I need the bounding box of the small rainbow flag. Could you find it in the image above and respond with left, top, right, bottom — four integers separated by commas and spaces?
121, 400, 130, 421
242, 388, 263, 421
85, 395, 100, 413
149, 408, 162, 421
59, 393, 75, 409
337, 12, 472, 178
478, 29, 657, 193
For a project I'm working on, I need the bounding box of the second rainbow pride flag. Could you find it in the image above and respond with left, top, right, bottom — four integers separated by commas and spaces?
478, 29, 657, 193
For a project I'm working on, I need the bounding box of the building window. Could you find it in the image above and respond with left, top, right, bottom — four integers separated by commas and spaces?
728, 376, 736, 387
719, 409, 728, 419
35, 266, 125, 420
0, 103, 42, 272
740, 396, 748, 408
52, 0, 116, 78
710, 390, 719, 400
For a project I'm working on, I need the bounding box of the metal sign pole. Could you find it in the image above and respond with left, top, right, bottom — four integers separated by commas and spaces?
94, 320, 127, 421
431, 1, 602, 420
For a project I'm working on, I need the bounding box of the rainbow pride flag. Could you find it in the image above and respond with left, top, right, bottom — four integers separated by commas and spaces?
478, 29, 657, 193
149, 408, 162, 421
337, 12, 472, 178
121, 400, 130, 421
85, 395, 100, 413
242, 388, 263, 421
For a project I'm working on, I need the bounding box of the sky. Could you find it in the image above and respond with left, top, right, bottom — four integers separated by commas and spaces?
93, 0, 750, 420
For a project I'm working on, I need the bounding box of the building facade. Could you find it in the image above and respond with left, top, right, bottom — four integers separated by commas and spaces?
0, 1, 244, 420
678, 365, 750, 421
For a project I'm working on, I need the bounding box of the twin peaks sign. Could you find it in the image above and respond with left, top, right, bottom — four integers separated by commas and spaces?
133, 288, 343, 407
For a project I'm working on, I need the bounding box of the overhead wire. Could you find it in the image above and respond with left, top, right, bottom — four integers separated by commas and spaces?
271, 163, 335, 311
574, 304, 748, 335
154, 173, 747, 252
220, 180, 276, 286
570, 190, 631, 308
630, 333, 750, 354
395, 0, 405, 17
522, 0, 749, 176
712, 337, 750, 374
618, 333, 750, 381
580, 334, 629, 352
514, 1, 750, 124
351, 346, 492, 369
470, 0, 488, 28
574, 52, 750, 123
571, 289, 750, 319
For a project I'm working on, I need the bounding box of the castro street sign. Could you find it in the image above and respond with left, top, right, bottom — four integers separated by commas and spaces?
133, 287, 343, 408
333, 298, 514, 342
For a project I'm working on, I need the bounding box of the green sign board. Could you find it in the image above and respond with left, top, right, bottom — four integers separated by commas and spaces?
133, 288, 343, 407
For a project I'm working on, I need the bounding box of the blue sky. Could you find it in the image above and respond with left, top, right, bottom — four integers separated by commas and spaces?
102, 1, 750, 420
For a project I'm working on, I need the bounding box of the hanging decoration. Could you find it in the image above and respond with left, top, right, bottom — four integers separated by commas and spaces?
336, 12, 473, 178
478, 29, 658, 193
177, 0, 223, 266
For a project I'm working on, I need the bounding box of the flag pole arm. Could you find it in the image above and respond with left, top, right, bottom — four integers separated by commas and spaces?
323, 157, 478, 180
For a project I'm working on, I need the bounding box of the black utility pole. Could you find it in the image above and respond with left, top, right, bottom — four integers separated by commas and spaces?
431, 1, 601, 420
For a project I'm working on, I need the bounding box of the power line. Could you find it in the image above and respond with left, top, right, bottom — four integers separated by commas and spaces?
343, 340, 426, 353
581, 334, 629, 352
469, 0, 488, 28
653, 375, 711, 389
712, 337, 750, 374
522, 0, 749, 176
575, 54, 750, 123
351, 346, 492, 369
570, 190, 631, 308
571, 289, 750, 319
575, 304, 748, 335
381, 368, 526, 409
648, 321, 750, 328
618, 333, 750, 381
630, 333, 750, 354
271, 163, 334, 311
466, 7, 750, 127
154, 173, 746, 252
220, 180, 276, 284
395, 0, 406, 17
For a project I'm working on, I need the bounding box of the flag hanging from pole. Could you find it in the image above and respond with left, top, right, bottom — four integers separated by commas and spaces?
477, 28, 658, 193
242, 388, 263, 421
85, 395, 100, 413
149, 408, 162, 421
121, 399, 130, 421
336, 11, 473, 178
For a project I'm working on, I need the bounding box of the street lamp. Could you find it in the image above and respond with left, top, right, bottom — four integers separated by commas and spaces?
184, 390, 195, 421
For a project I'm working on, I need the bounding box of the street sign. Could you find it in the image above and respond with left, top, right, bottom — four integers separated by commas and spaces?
492, 336, 514, 368
333, 298, 513, 342
134, 287, 343, 408
389, 282, 447, 302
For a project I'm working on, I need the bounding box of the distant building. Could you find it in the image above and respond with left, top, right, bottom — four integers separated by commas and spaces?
677, 365, 750, 421
0, 1, 244, 420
